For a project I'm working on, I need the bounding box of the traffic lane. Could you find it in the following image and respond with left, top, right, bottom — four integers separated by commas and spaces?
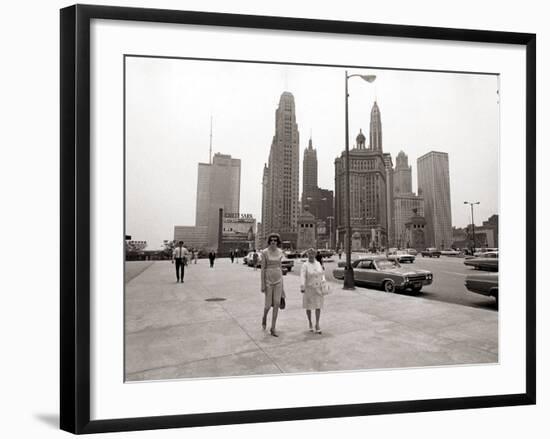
399, 257, 497, 310
289, 256, 497, 311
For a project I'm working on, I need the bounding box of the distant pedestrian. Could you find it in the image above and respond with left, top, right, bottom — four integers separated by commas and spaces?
315, 251, 324, 268
235, 249, 240, 264
208, 250, 216, 268
193, 250, 198, 264
300, 248, 325, 334
230, 250, 235, 263
172, 241, 189, 283
261, 233, 285, 337
252, 250, 259, 271
338, 248, 342, 260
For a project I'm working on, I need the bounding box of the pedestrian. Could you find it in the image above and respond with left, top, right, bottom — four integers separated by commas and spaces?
300, 248, 325, 334
235, 249, 240, 264
261, 233, 285, 337
194, 250, 198, 264
315, 250, 324, 268
172, 241, 189, 283
338, 248, 342, 260
230, 249, 235, 264
208, 250, 216, 268
252, 249, 259, 271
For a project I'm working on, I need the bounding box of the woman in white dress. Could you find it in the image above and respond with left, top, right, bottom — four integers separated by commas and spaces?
261, 233, 285, 337
300, 248, 325, 334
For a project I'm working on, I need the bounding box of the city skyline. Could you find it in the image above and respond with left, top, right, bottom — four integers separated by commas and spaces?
125, 57, 499, 249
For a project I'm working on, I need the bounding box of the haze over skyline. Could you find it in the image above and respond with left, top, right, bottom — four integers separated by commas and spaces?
126, 57, 499, 249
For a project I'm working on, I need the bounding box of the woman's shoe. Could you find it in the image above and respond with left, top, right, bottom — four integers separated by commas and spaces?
315, 327, 322, 334
270, 329, 279, 337
308, 322, 314, 332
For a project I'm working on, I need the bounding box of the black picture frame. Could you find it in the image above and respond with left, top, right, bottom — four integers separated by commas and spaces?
60, 4, 536, 434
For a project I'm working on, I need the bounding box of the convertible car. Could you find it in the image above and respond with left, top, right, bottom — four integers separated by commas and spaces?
332, 257, 433, 293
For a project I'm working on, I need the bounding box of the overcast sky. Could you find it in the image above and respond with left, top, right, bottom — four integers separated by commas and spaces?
126, 57, 499, 249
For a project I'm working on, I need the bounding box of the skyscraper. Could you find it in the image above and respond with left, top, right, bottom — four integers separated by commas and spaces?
301, 136, 334, 248
370, 101, 382, 151
262, 92, 300, 245
417, 151, 452, 249
195, 153, 241, 248
393, 151, 412, 194
195, 163, 211, 226
335, 100, 390, 250
302, 137, 318, 203
392, 151, 424, 247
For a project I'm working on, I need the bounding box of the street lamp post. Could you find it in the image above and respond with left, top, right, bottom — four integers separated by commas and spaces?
464, 201, 480, 253
343, 71, 376, 290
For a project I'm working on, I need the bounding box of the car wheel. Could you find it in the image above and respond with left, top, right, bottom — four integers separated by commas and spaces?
383, 280, 396, 293
412, 286, 422, 294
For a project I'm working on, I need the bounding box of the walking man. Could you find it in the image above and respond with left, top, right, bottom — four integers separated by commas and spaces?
230, 249, 235, 263
172, 241, 189, 283
208, 250, 216, 268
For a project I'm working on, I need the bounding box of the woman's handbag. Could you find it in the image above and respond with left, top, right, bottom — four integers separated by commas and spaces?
320, 275, 331, 296
279, 296, 286, 309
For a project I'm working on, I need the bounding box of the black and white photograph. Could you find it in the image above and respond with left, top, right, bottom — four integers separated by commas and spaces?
124, 57, 500, 382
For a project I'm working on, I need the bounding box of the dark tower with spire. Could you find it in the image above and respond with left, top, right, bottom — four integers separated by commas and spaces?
302, 137, 318, 203
369, 101, 382, 151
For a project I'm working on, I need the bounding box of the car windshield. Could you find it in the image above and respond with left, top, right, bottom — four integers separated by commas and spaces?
375, 259, 400, 269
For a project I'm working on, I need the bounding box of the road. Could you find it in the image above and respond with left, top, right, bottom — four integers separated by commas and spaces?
287, 255, 498, 311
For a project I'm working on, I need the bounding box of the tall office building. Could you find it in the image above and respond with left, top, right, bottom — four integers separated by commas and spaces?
335, 100, 390, 250
302, 137, 318, 202
195, 153, 241, 248
195, 163, 211, 226
392, 150, 424, 247
393, 151, 412, 194
417, 151, 453, 248
370, 101, 383, 151
262, 92, 300, 245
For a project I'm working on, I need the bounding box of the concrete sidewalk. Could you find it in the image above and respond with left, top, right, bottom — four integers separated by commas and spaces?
125, 258, 498, 381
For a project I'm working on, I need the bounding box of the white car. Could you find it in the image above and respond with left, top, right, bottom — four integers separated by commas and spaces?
440, 249, 460, 256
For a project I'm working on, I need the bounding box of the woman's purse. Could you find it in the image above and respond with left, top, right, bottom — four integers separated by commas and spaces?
320, 275, 331, 296
279, 296, 286, 309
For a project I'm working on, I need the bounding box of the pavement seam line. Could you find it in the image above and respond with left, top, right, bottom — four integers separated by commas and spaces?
219, 302, 286, 374
126, 346, 263, 377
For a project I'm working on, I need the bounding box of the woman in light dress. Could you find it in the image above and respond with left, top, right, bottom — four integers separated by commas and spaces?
261, 233, 285, 337
300, 248, 325, 334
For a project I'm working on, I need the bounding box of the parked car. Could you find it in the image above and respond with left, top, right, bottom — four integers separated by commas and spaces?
332, 256, 433, 293
245, 251, 260, 267
281, 257, 294, 272
440, 249, 460, 256
473, 248, 499, 257
406, 248, 418, 256
465, 272, 498, 307
464, 251, 498, 271
388, 250, 415, 263
284, 250, 301, 259
421, 248, 441, 258
245, 252, 294, 272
